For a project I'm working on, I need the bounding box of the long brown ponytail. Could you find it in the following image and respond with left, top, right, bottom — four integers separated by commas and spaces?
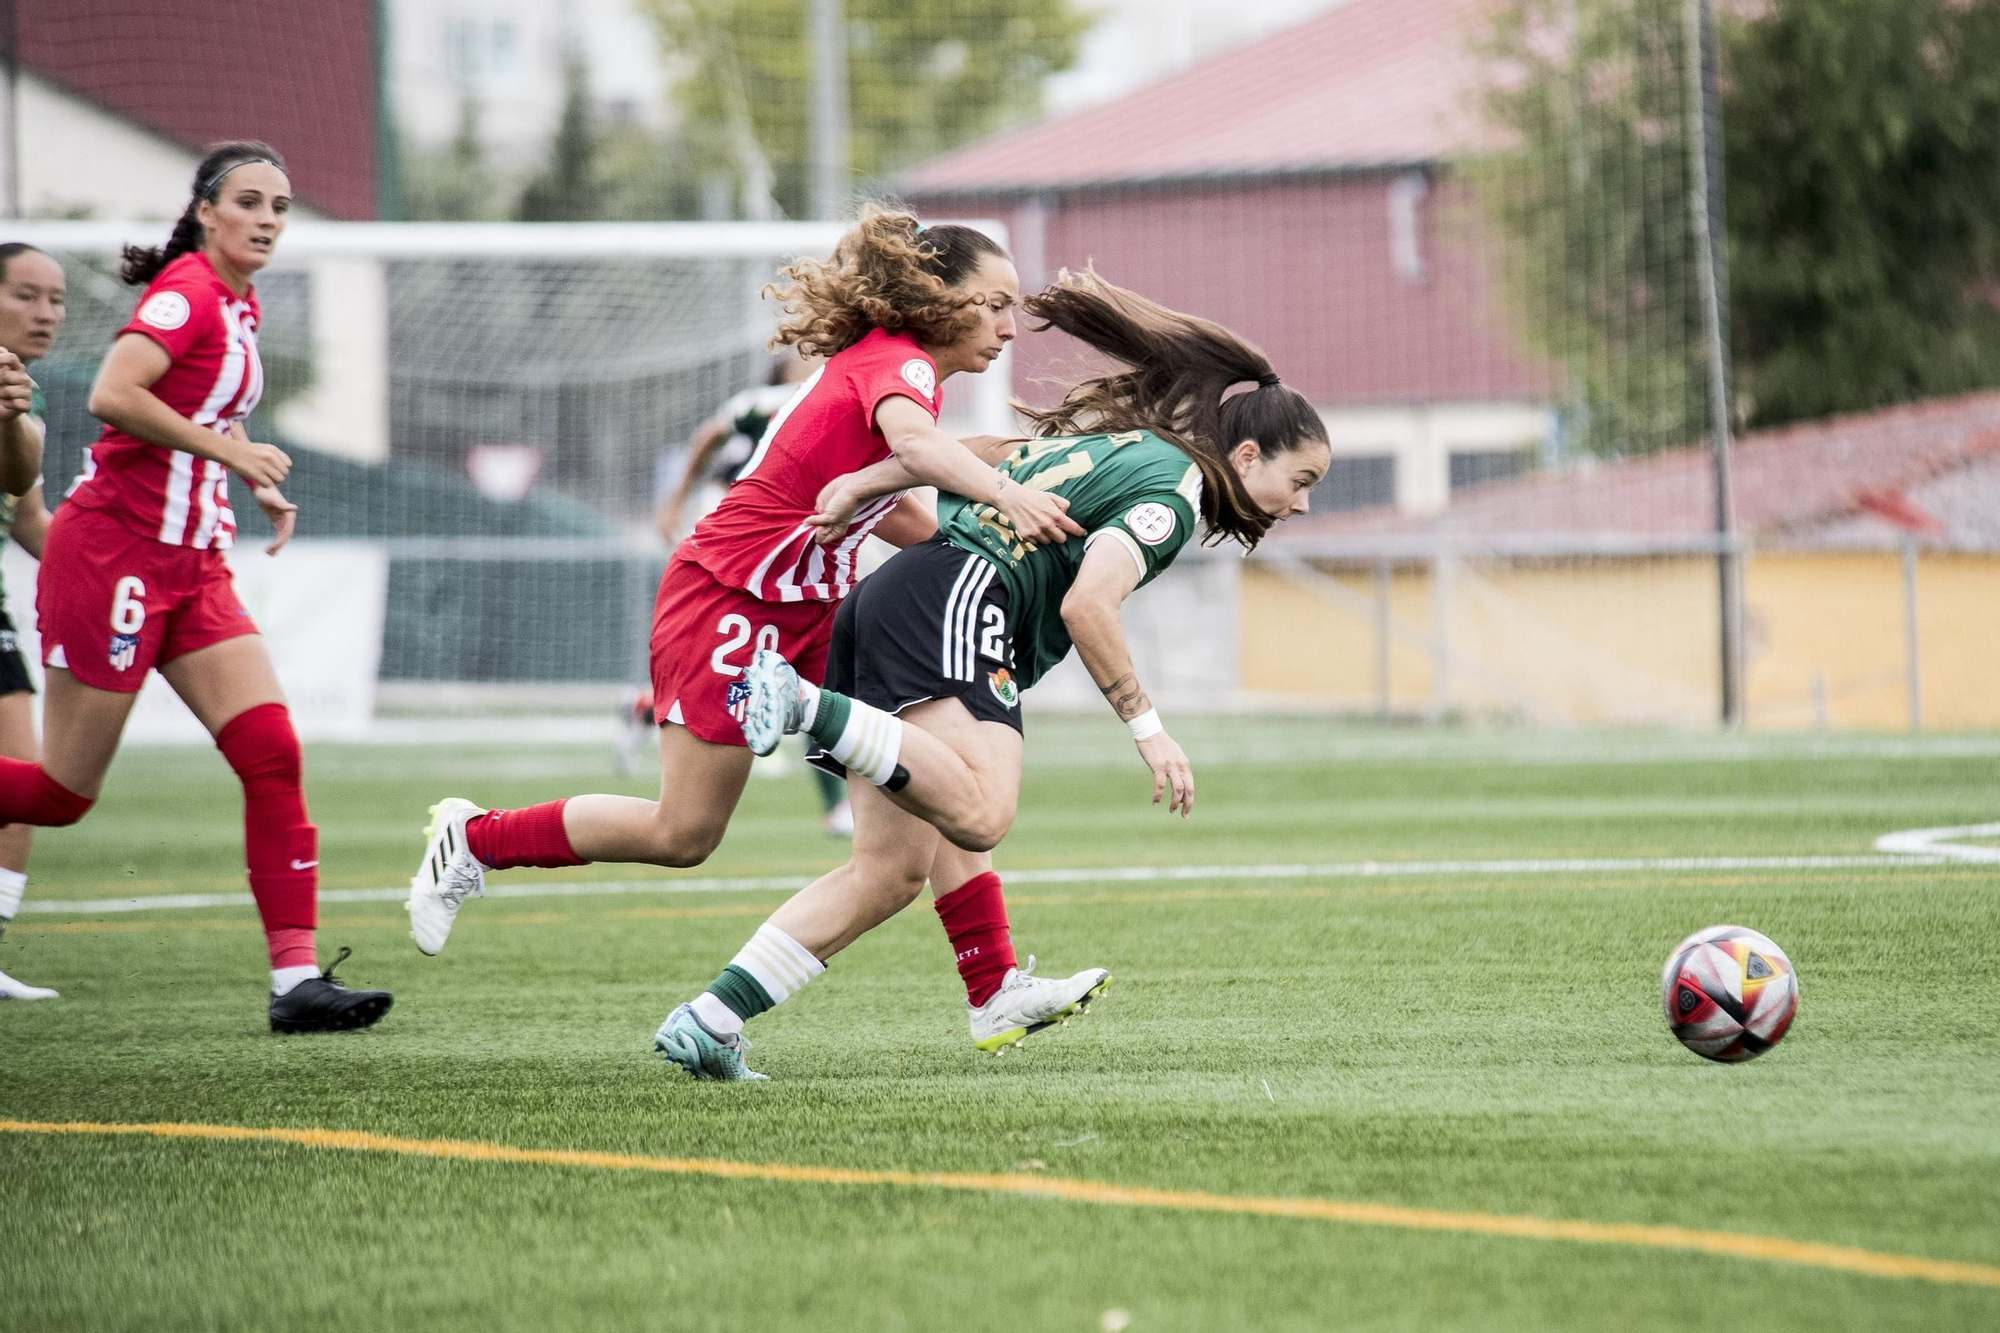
767, 202, 1007, 357
120, 140, 288, 286
1019, 268, 1327, 549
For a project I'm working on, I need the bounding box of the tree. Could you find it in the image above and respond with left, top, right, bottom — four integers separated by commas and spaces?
518, 53, 605, 222
401, 95, 505, 221
1475, 0, 2000, 451
638, 0, 1088, 220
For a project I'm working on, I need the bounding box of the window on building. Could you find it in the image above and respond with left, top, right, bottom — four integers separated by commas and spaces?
1449, 448, 1534, 493
444, 18, 520, 88
1309, 454, 1397, 513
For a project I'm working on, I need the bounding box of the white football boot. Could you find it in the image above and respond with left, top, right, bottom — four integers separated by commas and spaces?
407, 798, 487, 956
0, 968, 59, 1000
969, 956, 1111, 1053
740, 648, 807, 757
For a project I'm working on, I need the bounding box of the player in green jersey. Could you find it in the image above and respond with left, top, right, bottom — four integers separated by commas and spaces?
655, 270, 1329, 1076
0, 242, 62, 1000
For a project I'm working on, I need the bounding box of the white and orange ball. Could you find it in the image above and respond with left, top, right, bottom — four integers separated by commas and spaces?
1660, 925, 1799, 1062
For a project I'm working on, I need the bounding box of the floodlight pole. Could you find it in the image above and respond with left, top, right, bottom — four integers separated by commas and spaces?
809, 0, 851, 221
1685, 0, 1743, 728
0, 0, 18, 219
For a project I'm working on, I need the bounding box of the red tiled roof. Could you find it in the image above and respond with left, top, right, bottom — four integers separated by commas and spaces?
1284, 393, 2000, 543
901, 0, 1494, 195
22, 0, 379, 219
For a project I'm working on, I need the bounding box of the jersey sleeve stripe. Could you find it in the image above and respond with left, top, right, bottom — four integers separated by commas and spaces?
1085, 527, 1148, 581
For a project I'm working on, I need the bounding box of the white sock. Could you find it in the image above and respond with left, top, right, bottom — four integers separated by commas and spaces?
798, 678, 825, 730
271, 964, 319, 996
730, 921, 826, 1013
691, 991, 744, 1039
0, 867, 24, 920
824, 701, 904, 787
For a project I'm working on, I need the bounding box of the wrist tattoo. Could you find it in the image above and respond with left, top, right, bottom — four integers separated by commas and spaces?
1099, 673, 1150, 721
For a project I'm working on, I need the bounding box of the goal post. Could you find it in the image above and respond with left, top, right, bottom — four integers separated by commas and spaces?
15, 218, 1016, 726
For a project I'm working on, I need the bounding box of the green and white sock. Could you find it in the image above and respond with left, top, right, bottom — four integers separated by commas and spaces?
803, 687, 903, 787
699, 922, 827, 1038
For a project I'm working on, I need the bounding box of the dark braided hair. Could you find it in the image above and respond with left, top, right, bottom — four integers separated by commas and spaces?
119, 141, 288, 286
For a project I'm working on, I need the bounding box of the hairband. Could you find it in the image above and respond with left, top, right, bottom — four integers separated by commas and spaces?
199, 157, 281, 199
1257, 373, 1280, 388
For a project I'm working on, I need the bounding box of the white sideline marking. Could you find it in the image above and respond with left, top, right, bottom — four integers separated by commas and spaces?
21, 853, 1953, 917
1873, 822, 2000, 863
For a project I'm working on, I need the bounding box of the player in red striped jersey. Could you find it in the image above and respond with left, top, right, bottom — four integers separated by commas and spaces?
0, 143, 391, 1033
409, 206, 1084, 969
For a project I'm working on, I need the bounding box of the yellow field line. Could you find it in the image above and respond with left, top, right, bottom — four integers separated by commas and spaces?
2, 1119, 1995, 1290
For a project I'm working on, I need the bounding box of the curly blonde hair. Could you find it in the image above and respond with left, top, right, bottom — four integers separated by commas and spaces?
766, 203, 1008, 358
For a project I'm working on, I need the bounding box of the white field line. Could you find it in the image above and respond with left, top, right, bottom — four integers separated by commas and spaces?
1873, 821, 2000, 863
21, 853, 1955, 917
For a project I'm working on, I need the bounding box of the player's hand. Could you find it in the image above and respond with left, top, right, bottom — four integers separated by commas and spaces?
0, 351, 32, 419
253, 483, 297, 555
809, 477, 862, 545
229, 438, 291, 488
1136, 730, 1194, 818
996, 478, 1084, 547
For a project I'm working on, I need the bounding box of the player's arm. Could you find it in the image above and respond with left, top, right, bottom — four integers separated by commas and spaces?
869, 493, 939, 548
9, 484, 49, 559
874, 397, 1080, 545
0, 352, 42, 495
656, 416, 732, 542
88, 333, 291, 488
810, 416, 1045, 543
1060, 538, 1193, 817
228, 421, 297, 557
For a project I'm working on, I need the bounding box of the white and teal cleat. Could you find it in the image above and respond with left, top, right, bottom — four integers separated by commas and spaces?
655, 1002, 769, 1081
740, 648, 806, 758
407, 797, 487, 957
0, 969, 59, 1001
969, 957, 1111, 1054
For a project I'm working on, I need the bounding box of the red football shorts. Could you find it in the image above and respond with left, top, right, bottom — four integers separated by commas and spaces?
37, 503, 258, 693
649, 549, 836, 746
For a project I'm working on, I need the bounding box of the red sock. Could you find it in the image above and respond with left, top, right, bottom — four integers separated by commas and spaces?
216, 704, 317, 970
0, 757, 94, 827
463, 800, 587, 870
935, 871, 1017, 1007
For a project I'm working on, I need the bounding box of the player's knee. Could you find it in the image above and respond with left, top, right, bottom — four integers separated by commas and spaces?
645, 815, 724, 868
852, 855, 928, 910
941, 809, 1013, 855
215, 702, 302, 790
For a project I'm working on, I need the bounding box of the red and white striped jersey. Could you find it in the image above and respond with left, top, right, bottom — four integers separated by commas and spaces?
683, 327, 941, 603
66, 252, 261, 550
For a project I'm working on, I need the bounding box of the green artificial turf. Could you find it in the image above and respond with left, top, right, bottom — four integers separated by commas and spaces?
2, 719, 1997, 1331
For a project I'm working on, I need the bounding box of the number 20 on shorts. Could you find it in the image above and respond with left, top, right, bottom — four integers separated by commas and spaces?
710, 612, 777, 676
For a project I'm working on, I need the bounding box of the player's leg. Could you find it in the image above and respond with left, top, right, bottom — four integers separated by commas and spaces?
0, 685, 57, 1000
656, 775, 940, 1080
928, 834, 1110, 1053
161, 632, 392, 1033
407, 723, 755, 955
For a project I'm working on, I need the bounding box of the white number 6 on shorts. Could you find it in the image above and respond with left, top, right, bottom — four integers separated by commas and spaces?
111, 576, 147, 636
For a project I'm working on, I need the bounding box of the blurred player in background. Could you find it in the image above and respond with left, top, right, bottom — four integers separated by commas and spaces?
619, 350, 852, 836
0, 243, 60, 1000
656, 270, 1331, 1078
0, 144, 391, 1032
409, 205, 1084, 963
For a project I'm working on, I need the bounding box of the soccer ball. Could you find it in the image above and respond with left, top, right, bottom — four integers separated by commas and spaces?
1660, 925, 1799, 1062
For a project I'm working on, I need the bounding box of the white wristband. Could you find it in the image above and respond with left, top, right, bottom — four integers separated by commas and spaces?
1127, 708, 1163, 741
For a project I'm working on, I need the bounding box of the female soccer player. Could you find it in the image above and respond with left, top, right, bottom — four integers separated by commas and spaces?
655, 270, 1331, 1078
0, 144, 392, 1032
0, 242, 61, 1000
408, 205, 1084, 958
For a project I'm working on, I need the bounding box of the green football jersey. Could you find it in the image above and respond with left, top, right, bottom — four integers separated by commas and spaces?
937, 430, 1203, 688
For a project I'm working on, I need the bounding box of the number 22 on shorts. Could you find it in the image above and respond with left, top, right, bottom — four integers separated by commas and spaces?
709, 612, 778, 676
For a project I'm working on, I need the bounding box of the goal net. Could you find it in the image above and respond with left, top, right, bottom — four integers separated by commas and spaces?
13, 220, 1015, 734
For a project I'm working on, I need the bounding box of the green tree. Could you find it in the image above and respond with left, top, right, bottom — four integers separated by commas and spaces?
401, 95, 505, 221
1475, 0, 2000, 452
639, 0, 1088, 220
518, 53, 605, 222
